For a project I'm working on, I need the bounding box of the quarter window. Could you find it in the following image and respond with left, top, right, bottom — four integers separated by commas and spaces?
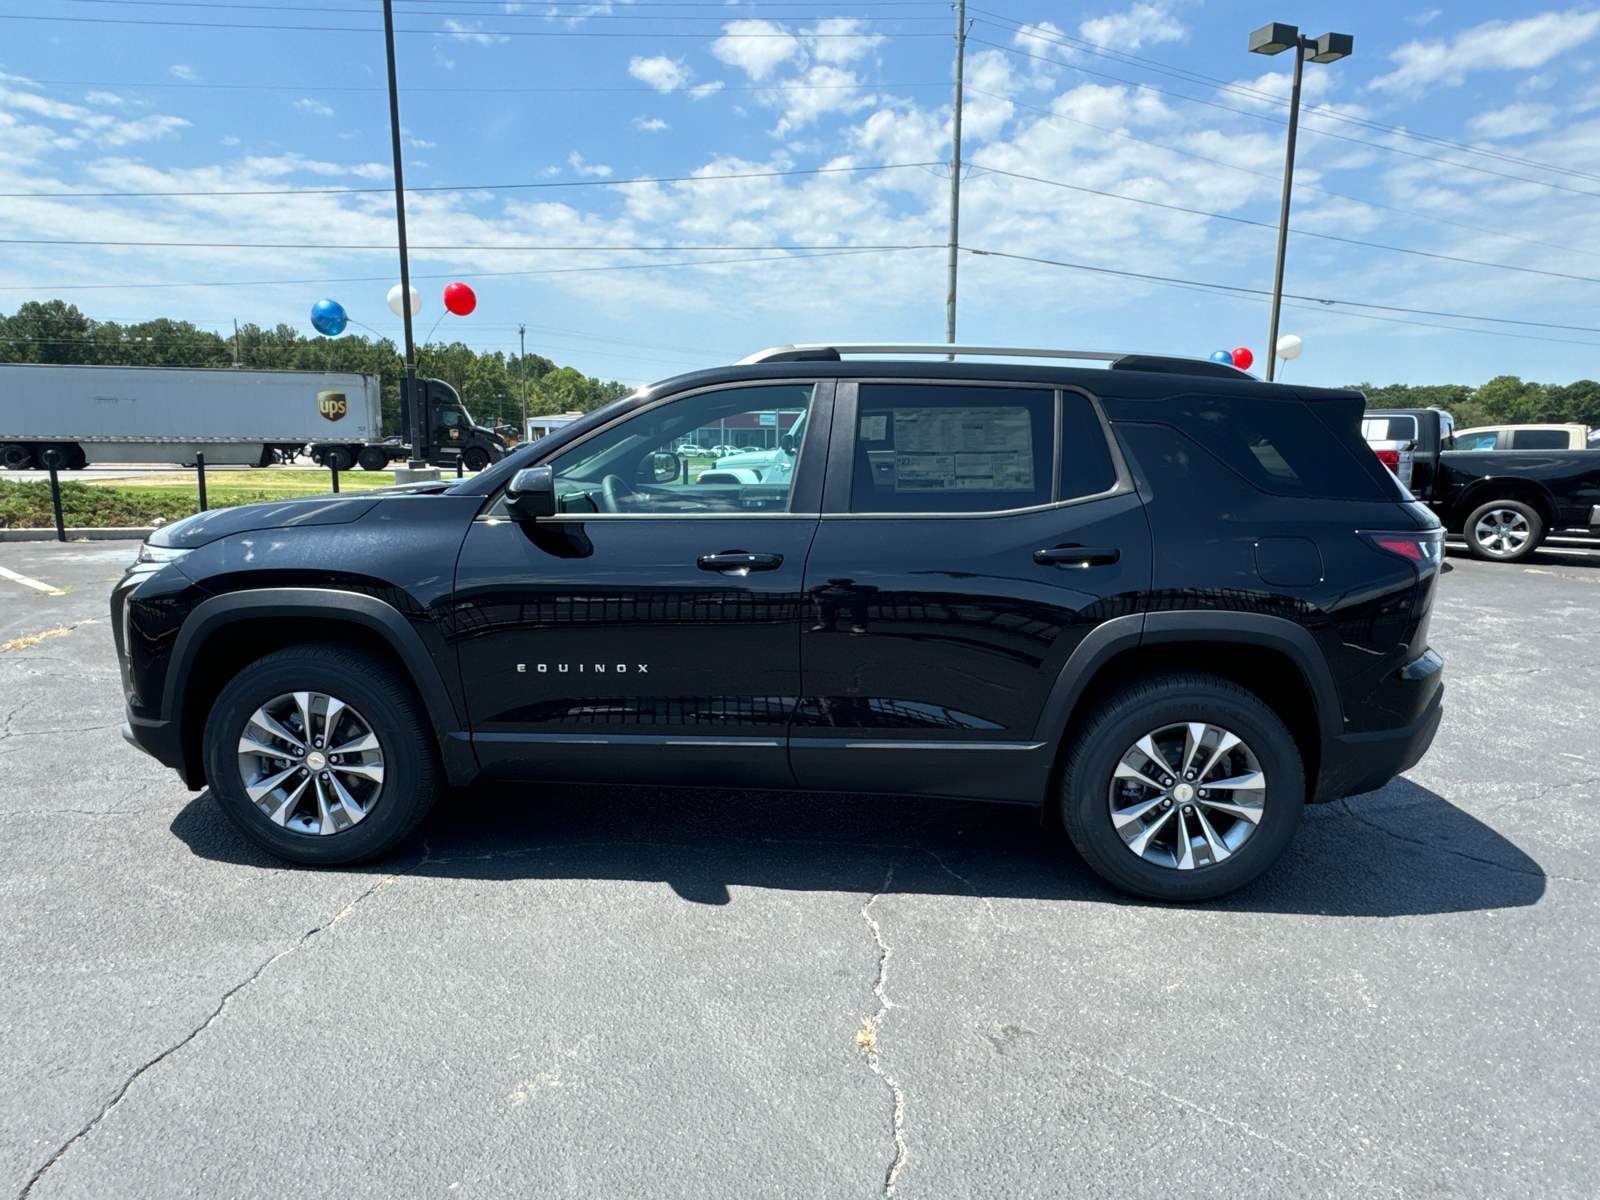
546, 384, 814, 514
850, 384, 1056, 513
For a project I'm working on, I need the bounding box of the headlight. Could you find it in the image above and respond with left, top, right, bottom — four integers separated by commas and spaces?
136, 543, 192, 565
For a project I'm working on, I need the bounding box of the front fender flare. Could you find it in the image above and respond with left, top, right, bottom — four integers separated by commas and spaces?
163, 588, 478, 787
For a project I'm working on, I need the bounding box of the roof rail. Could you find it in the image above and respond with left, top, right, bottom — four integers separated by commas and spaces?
735, 343, 1253, 378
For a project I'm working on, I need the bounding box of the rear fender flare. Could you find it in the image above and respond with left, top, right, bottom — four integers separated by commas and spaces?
164, 588, 477, 786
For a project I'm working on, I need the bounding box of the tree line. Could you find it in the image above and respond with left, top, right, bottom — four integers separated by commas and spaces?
1350, 377, 1600, 430
0, 300, 634, 434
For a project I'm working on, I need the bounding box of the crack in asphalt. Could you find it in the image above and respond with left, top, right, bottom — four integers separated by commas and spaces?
1480, 775, 1600, 814
15, 874, 398, 1200
858, 862, 908, 1196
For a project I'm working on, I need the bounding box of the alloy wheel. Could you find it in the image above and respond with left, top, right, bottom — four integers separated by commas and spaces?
1473, 508, 1530, 557
237, 691, 385, 836
1108, 721, 1266, 870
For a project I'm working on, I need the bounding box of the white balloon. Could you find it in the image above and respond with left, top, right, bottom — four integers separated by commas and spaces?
1275, 333, 1303, 361
387, 284, 422, 317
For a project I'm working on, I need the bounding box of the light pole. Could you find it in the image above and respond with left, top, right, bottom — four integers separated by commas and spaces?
945, 0, 967, 352
1249, 23, 1352, 381
518, 324, 528, 438
382, 0, 425, 468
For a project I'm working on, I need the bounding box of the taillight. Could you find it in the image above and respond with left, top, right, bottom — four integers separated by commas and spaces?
1374, 449, 1400, 473
1361, 529, 1442, 566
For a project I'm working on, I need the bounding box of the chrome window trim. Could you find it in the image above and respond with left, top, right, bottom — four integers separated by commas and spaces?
792, 738, 1047, 751
830, 377, 1134, 519
479, 376, 826, 520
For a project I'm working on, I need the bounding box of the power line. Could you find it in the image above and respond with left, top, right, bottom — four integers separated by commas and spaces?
6, 77, 948, 93
0, 239, 936, 251
964, 248, 1600, 348
969, 11, 1600, 188
55, 0, 950, 21
974, 35, 1600, 201
0, 160, 944, 199
963, 85, 1600, 262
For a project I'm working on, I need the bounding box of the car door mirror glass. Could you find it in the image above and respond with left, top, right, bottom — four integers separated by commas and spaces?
644, 451, 682, 483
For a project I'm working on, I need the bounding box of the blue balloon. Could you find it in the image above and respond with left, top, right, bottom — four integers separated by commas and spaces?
1209, 349, 1235, 365
311, 299, 348, 337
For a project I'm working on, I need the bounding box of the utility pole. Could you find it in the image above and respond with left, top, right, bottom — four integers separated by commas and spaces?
233, 318, 240, 367
519, 323, 528, 438
945, 0, 967, 353
383, 0, 424, 468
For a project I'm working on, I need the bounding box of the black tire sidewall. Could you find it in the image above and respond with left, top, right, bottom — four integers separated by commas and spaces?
463, 448, 489, 472
358, 447, 389, 472
1061, 676, 1305, 902
203, 647, 436, 865
1464, 499, 1543, 562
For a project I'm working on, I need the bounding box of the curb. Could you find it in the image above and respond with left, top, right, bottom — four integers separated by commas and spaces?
0, 527, 155, 542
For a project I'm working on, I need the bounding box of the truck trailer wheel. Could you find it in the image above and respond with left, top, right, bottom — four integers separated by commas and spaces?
324, 446, 355, 473
1464, 499, 1544, 562
358, 446, 390, 472
36, 444, 72, 471
1, 444, 32, 471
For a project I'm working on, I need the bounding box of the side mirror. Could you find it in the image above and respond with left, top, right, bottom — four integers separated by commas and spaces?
505, 466, 557, 522
648, 451, 682, 483
780, 433, 797, 456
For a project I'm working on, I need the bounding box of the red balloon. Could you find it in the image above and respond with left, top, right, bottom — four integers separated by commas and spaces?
443, 282, 477, 316
1230, 346, 1254, 371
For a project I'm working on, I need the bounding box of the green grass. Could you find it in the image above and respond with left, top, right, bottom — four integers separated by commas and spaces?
1, 469, 396, 528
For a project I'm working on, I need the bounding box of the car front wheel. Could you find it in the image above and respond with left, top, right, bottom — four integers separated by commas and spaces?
1060, 672, 1305, 902
203, 643, 439, 865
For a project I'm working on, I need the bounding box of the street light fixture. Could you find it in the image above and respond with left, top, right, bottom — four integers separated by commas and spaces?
1249, 22, 1353, 381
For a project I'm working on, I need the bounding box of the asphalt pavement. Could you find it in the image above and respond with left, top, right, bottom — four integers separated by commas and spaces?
2, 536, 1598, 1198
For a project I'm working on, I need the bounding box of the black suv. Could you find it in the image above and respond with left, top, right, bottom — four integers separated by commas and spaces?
114, 345, 1444, 901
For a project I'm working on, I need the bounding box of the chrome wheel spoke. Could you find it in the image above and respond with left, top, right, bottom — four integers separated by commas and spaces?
248, 708, 304, 751
238, 690, 383, 838
1108, 720, 1266, 872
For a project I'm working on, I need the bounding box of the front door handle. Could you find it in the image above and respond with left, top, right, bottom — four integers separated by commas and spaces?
1034, 545, 1121, 568
698, 550, 784, 575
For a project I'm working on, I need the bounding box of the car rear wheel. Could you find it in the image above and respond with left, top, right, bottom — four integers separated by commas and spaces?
203, 643, 439, 865
1464, 499, 1543, 562
1060, 672, 1305, 902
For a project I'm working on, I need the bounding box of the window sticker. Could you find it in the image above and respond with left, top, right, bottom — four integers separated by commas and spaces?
860, 414, 888, 442
887, 407, 1034, 492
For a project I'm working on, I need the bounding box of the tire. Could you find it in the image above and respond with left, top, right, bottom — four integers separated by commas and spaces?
462, 447, 490, 473
0, 444, 32, 471
203, 643, 440, 866
36, 443, 72, 471
1464, 499, 1543, 562
324, 447, 355, 473
1060, 672, 1305, 902
357, 446, 390, 472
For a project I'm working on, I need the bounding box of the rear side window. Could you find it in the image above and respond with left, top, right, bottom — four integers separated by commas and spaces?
851, 384, 1055, 513
1511, 429, 1570, 449
1362, 416, 1417, 442
1161, 396, 1388, 500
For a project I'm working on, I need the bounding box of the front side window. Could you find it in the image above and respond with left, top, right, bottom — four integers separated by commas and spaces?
1455, 431, 1500, 452
850, 384, 1055, 513
546, 384, 814, 514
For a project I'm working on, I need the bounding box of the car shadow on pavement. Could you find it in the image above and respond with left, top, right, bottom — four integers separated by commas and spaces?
170, 774, 1544, 917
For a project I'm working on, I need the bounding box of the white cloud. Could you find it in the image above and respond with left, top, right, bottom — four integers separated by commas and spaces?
1012, 21, 1073, 74
1407, 8, 1442, 26
409, 137, 437, 148
568, 151, 612, 177
629, 55, 692, 93
770, 65, 875, 136
168, 65, 199, 81
1080, 3, 1185, 52
632, 117, 669, 132
1469, 102, 1559, 137
294, 99, 335, 117
441, 19, 509, 45
221, 135, 240, 146
712, 20, 802, 82
689, 81, 725, 101
1371, 10, 1600, 92
85, 92, 126, 107
804, 18, 884, 67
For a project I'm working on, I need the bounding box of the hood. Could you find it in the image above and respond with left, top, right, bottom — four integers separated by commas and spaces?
148, 496, 379, 549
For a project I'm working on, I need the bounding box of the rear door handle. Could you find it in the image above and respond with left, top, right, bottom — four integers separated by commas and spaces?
1034, 545, 1121, 568
698, 550, 784, 575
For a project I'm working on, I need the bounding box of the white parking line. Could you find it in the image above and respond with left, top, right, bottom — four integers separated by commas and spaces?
0, 565, 66, 595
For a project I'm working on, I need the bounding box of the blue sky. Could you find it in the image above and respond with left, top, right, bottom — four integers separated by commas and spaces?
3, 0, 1599, 387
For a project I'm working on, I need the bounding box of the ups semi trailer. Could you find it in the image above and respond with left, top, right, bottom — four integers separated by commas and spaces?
0, 363, 507, 472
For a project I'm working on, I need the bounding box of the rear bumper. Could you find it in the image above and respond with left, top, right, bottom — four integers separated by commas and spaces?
1313, 678, 1444, 803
